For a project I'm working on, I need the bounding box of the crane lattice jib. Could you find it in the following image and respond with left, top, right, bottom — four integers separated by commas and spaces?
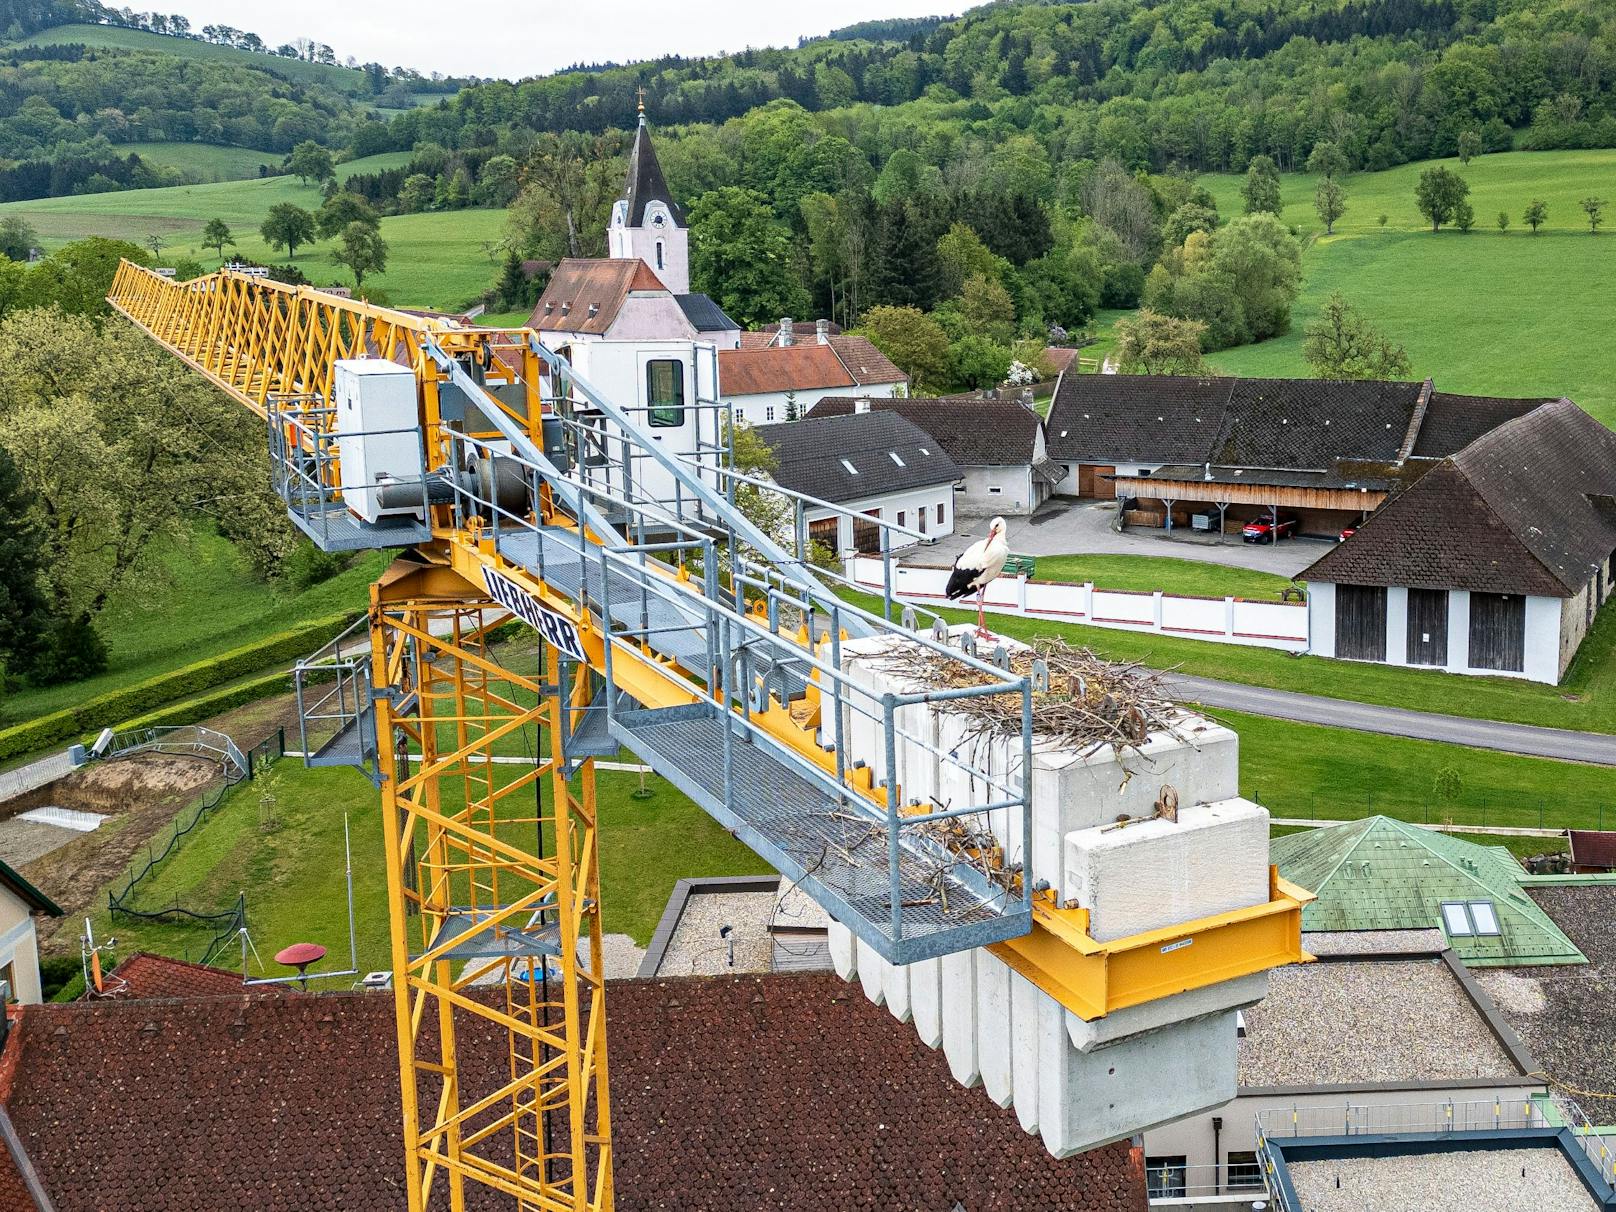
107, 262, 1308, 1211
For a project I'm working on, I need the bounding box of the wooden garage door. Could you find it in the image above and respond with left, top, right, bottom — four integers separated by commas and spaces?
1077, 464, 1115, 498
1469, 592, 1525, 672
1336, 584, 1388, 662
1406, 588, 1448, 666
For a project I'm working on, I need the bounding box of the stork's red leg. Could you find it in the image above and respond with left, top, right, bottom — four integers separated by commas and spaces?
976, 587, 990, 639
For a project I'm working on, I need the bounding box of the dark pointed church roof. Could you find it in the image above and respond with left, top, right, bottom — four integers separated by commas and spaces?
622, 115, 684, 228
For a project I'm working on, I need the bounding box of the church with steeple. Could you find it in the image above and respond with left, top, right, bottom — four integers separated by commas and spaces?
608, 101, 688, 295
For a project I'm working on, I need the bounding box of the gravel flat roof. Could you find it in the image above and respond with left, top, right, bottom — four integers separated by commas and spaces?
1288, 1147, 1598, 1212
654, 889, 780, 976
1239, 958, 1517, 1087
1477, 885, 1616, 1125
1303, 929, 1447, 956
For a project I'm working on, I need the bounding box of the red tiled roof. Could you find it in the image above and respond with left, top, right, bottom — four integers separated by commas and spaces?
719, 345, 855, 397
736, 328, 906, 386
1, 973, 1146, 1211
527, 258, 667, 334
98, 952, 265, 1001
1044, 346, 1081, 374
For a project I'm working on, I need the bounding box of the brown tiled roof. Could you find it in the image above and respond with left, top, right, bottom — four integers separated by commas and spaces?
1046, 374, 1235, 464
828, 333, 907, 386
740, 321, 845, 348
806, 395, 1042, 466
1304, 399, 1616, 596
1043, 346, 1081, 373
0, 1106, 45, 1212
719, 345, 855, 396
1410, 392, 1552, 459
1568, 831, 1616, 869
0, 974, 1146, 1211
98, 952, 261, 1001
527, 258, 668, 334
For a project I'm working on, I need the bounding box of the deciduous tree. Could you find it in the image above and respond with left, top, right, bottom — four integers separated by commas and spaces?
1301, 292, 1412, 381
287, 139, 334, 185
1581, 197, 1605, 233
1241, 154, 1282, 215
201, 218, 234, 260
316, 192, 378, 241
260, 203, 315, 259
688, 186, 808, 328
1523, 199, 1548, 233
1314, 177, 1347, 235
331, 220, 388, 288
1415, 167, 1469, 232
1113, 310, 1208, 375
859, 305, 950, 393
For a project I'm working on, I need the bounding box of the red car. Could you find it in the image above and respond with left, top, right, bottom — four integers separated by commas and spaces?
1338, 525, 1358, 543
1241, 518, 1297, 543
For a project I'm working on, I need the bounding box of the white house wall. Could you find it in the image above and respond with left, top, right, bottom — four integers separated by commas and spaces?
809, 487, 955, 554
1307, 581, 1569, 684
0, 893, 43, 1003
957, 466, 1037, 516
727, 382, 901, 427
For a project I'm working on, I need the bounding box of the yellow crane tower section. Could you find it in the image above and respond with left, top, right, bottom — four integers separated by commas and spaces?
107, 261, 1310, 1212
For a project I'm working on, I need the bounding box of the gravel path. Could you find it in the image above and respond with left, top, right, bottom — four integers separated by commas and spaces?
1239, 959, 1516, 1087
1288, 1148, 1598, 1211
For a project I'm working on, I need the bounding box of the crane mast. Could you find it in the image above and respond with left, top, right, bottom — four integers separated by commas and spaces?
107, 262, 1309, 1211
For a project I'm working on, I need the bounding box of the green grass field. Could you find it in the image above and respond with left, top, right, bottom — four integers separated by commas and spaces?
1196, 149, 1616, 424
0, 526, 383, 727
1029, 554, 1298, 599
122, 142, 279, 183
81, 756, 772, 971
0, 158, 506, 309
16, 24, 382, 96
1217, 708, 1616, 833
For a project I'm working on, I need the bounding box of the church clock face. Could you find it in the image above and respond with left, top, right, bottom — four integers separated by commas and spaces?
652, 212, 666, 229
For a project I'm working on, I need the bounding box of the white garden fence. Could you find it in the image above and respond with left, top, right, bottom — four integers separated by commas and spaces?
850, 558, 1310, 652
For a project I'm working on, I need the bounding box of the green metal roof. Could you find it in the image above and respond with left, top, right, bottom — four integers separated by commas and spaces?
1274, 816, 1584, 967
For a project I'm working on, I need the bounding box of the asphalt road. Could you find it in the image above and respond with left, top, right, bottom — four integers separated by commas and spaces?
1163, 673, 1616, 766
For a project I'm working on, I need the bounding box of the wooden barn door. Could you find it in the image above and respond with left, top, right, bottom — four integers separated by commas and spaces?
1406, 588, 1449, 666
1335, 584, 1388, 661
1078, 464, 1115, 497
1468, 592, 1526, 672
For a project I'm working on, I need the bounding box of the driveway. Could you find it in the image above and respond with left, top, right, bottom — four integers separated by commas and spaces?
921, 497, 1326, 578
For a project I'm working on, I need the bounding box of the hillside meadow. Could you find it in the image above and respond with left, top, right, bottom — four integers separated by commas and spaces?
0, 155, 501, 310
1195, 149, 1616, 424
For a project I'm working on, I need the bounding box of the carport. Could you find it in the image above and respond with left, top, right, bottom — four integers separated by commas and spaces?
1110, 465, 1387, 541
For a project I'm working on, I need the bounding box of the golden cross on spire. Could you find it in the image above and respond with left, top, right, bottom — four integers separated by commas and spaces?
636, 86, 647, 114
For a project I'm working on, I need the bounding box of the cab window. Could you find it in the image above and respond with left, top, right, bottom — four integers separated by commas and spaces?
647, 359, 684, 427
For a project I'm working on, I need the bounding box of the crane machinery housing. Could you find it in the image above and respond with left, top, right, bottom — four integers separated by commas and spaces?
106, 260, 1310, 1212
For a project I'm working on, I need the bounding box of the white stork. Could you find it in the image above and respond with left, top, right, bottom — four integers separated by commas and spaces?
945, 516, 1010, 638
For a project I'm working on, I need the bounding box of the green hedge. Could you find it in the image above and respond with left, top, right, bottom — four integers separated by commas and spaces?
0, 612, 357, 762
113, 668, 296, 733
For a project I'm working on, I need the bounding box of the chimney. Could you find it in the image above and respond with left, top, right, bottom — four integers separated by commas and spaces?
855, 398, 870, 414
778, 317, 794, 347
816, 318, 829, 345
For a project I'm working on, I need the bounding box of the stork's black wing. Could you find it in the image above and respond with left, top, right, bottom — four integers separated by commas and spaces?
945, 563, 983, 600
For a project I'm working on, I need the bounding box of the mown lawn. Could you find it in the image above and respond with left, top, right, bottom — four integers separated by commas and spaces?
80, 755, 771, 973
0, 526, 384, 727
0, 159, 506, 309
1030, 554, 1298, 600
1194, 149, 1616, 425
849, 588, 1616, 734
1218, 708, 1616, 833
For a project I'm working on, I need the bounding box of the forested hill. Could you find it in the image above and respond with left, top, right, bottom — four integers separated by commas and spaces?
394, 0, 1616, 170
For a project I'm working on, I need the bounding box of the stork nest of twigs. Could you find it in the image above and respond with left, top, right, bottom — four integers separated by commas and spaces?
873, 637, 1184, 758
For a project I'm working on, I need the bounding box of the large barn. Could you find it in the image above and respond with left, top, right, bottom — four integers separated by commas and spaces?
1042, 373, 1557, 540
1303, 399, 1616, 684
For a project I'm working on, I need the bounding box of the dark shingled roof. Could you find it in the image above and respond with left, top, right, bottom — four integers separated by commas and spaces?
756, 412, 962, 504
621, 118, 684, 227
806, 395, 1043, 466
0, 973, 1148, 1210
1304, 400, 1616, 596
1209, 377, 1425, 468
1045, 374, 1233, 464
1411, 392, 1553, 459
673, 292, 739, 333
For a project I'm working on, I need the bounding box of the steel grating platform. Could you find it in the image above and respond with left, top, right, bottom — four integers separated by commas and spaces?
419, 908, 562, 963
610, 703, 1030, 965
287, 503, 433, 553
309, 708, 377, 770
497, 527, 712, 673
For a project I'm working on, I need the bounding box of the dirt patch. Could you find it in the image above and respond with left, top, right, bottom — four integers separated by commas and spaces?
13, 756, 221, 952
207, 690, 303, 755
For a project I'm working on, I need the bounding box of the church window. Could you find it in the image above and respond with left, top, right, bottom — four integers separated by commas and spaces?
655, 240, 665, 270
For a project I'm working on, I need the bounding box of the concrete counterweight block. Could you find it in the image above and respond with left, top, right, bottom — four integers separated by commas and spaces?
856, 936, 887, 1006
828, 919, 856, 981
974, 950, 1013, 1108
909, 956, 944, 1048
1065, 798, 1271, 944
939, 949, 980, 1087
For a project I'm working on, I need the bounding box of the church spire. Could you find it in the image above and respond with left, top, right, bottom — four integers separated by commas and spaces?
607, 105, 689, 293
620, 107, 683, 228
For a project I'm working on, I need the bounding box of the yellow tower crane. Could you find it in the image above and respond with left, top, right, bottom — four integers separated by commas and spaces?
107, 261, 1309, 1212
